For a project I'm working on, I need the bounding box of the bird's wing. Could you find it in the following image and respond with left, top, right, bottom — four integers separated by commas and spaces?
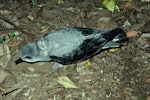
50, 36, 106, 65
77, 37, 106, 59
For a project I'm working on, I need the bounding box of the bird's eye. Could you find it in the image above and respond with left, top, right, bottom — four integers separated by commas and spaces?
24, 56, 32, 59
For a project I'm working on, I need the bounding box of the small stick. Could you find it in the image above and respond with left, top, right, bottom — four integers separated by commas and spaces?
0, 14, 35, 39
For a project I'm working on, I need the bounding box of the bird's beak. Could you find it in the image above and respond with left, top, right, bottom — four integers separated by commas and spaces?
15, 58, 24, 64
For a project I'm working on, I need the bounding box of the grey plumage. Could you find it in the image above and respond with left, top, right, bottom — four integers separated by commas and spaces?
15, 27, 127, 65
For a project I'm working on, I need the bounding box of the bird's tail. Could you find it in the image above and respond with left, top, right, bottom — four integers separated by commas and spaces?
111, 28, 127, 42
102, 28, 127, 49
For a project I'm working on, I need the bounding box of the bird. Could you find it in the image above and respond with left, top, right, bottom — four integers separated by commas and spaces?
15, 27, 127, 69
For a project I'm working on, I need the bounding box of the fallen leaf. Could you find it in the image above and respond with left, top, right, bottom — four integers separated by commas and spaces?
102, 0, 116, 12
146, 78, 150, 83
8, 42, 20, 47
84, 60, 92, 67
147, 96, 150, 100
38, 4, 44, 7
124, 1, 133, 9
40, 26, 49, 33
109, 48, 118, 52
0, 69, 10, 83
9, 32, 15, 37
54, 89, 65, 94
80, 74, 96, 82
57, 76, 78, 89
115, 5, 120, 12
126, 30, 138, 38
27, 15, 34, 21
58, 0, 64, 4
27, 67, 35, 72
65, 94, 72, 98
0, 44, 11, 68
122, 20, 131, 28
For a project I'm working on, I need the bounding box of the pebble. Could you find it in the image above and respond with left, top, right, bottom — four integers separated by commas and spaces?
141, 33, 150, 39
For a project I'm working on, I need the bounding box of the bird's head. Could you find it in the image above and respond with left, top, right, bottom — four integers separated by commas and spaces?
18, 43, 41, 63
15, 39, 51, 64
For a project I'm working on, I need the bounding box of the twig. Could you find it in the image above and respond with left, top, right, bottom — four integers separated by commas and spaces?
1, 87, 19, 95
0, 14, 35, 39
0, 15, 26, 34
0, 28, 16, 31
0, 27, 29, 31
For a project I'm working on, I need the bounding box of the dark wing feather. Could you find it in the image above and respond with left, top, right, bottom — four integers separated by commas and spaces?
50, 36, 106, 65
50, 27, 127, 65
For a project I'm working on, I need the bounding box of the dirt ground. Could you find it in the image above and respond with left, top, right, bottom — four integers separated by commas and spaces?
0, 0, 150, 100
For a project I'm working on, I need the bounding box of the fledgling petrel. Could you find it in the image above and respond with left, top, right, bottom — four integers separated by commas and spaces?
15, 27, 127, 66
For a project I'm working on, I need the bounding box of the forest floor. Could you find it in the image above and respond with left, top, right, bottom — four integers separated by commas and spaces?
0, 0, 149, 100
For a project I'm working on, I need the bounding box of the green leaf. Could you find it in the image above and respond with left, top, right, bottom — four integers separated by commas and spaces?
115, 5, 120, 12
102, 0, 116, 12
9, 32, 15, 37
0, 37, 4, 42
138, 97, 146, 100
31, 0, 35, 6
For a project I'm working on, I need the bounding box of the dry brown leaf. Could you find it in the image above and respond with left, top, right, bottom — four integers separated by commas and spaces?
40, 26, 49, 33
80, 74, 95, 82
57, 76, 78, 89
124, 1, 133, 9
58, 0, 64, 4
126, 30, 138, 38
27, 15, 34, 21
146, 78, 150, 83
147, 96, 150, 100
0, 44, 11, 68
54, 88, 65, 94
8, 42, 20, 47
0, 70, 10, 83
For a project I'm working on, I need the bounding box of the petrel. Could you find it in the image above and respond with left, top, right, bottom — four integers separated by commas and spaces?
15, 27, 127, 69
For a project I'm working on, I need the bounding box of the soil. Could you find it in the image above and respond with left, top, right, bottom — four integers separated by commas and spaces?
0, 0, 149, 100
